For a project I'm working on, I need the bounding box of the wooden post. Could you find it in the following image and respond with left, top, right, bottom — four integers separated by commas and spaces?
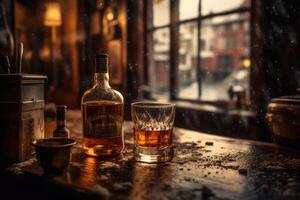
170, 0, 179, 100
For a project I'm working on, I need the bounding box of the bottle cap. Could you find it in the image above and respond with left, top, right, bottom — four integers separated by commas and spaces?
95, 54, 108, 73
56, 105, 67, 111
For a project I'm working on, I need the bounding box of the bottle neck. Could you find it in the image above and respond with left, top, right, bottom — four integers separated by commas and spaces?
94, 73, 110, 88
56, 111, 66, 128
57, 119, 66, 128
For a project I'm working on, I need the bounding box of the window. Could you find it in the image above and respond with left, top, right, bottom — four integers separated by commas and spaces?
146, 0, 251, 101
227, 35, 237, 49
200, 39, 206, 51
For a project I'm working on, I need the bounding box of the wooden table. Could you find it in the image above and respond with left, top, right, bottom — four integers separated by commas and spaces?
2, 110, 300, 200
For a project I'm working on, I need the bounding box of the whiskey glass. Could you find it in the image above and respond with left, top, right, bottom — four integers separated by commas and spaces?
131, 102, 175, 163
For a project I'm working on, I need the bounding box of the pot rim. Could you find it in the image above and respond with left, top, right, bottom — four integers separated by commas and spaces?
31, 138, 76, 148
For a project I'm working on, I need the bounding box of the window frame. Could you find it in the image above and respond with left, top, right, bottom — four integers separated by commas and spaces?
145, 0, 252, 104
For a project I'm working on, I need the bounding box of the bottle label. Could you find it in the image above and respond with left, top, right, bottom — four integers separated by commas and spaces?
85, 114, 122, 138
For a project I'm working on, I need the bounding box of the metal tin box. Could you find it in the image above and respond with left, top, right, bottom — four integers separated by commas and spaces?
0, 74, 47, 166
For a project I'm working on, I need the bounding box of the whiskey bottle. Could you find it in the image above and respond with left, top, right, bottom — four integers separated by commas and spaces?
53, 105, 70, 138
81, 54, 124, 157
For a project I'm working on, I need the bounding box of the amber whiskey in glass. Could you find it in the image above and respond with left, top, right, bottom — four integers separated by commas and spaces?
131, 102, 175, 163
81, 54, 124, 157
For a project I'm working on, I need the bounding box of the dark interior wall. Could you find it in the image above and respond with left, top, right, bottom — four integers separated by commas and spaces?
262, 0, 300, 98
0, 0, 14, 70
0, 0, 13, 34
125, 0, 145, 119
14, 0, 80, 107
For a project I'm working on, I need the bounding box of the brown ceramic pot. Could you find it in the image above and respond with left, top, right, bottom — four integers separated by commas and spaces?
266, 91, 300, 148
32, 138, 76, 175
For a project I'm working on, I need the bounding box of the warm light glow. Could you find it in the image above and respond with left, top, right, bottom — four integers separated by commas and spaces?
106, 10, 114, 21
44, 2, 62, 26
96, 0, 105, 10
243, 59, 251, 68
154, 0, 163, 3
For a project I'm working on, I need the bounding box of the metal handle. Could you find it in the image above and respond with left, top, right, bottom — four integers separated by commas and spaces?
17, 42, 23, 73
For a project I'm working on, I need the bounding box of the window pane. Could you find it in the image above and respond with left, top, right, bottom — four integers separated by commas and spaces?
177, 22, 199, 99
201, 0, 250, 16
179, 0, 199, 20
153, 0, 170, 27
148, 28, 170, 99
200, 13, 250, 101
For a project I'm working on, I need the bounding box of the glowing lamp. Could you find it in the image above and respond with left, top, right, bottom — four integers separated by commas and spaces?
44, 2, 62, 27
243, 59, 251, 68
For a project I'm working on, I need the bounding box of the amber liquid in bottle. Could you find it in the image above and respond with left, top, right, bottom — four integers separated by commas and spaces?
82, 101, 123, 157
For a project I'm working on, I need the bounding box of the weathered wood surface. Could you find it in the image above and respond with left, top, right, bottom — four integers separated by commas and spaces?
2, 110, 300, 200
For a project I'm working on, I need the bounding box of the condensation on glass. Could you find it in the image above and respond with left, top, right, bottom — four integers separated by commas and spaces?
179, 0, 200, 20
177, 22, 199, 99
148, 28, 170, 100
200, 12, 250, 101
148, 0, 251, 102
201, 0, 250, 15
153, 0, 170, 27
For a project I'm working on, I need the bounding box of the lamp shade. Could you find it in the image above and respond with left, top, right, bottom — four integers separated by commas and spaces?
44, 2, 62, 26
